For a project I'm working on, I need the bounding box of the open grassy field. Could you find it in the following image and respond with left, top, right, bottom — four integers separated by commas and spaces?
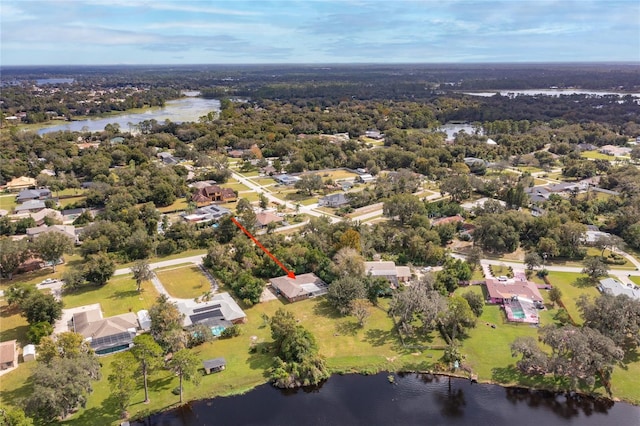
116, 249, 207, 270
545, 248, 636, 270
157, 198, 188, 213
580, 151, 615, 160
0, 194, 17, 211
630, 276, 640, 286
63, 274, 159, 317
59, 195, 86, 208
316, 169, 359, 181
223, 182, 251, 192
155, 265, 211, 299
0, 300, 30, 345
544, 271, 600, 324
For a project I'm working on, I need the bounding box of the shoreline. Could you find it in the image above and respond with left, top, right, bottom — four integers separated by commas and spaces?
128, 367, 634, 423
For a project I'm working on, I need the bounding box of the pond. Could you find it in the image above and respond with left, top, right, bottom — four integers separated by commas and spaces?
36, 96, 220, 135
133, 373, 640, 426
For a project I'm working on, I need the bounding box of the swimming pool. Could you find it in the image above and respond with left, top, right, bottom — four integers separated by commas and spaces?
511, 309, 526, 319
211, 325, 226, 336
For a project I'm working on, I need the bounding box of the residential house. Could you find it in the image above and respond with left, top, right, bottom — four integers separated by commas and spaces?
5, 176, 36, 191
431, 214, 464, 227
319, 193, 350, 208
228, 149, 244, 158
364, 130, 384, 140
260, 165, 277, 175
269, 273, 328, 303
16, 188, 52, 203
189, 180, 218, 190
255, 211, 284, 228
109, 137, 125, 145
178, 292, 247, 328
137, 310, 151, 331
600, 145, 632, 157
81, 181, 96, 189
27, 224, 80, 244
203, 358, 226, 374
364, 261, 410, 287
14, 200, 46, 213
72, 307, 138, 355
157, 151, 178, 165
461, 198, 505, 212
525, 186, 551, 204
192, 185, 237, 204
61, 208, 88, 224
183, 204, 231, 224
598, 278, 640, 301
0, 340, 17, 370
356, 173, 375, 183
274, 174, 301, 185
484, 278, 543, 304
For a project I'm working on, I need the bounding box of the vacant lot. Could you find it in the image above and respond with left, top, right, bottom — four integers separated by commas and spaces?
155, 265, 211, 299
63, 274, 159, 317
544, 271, 600, 324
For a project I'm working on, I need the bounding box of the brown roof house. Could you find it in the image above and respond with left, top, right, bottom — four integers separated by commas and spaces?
485, 278, 543, 305
72, 306, 138, 355
5, 176, 36, 191
192, 185, 237, 204
255, 211, 284, 228
0, 340, 18, 371
270, 273, 328, 303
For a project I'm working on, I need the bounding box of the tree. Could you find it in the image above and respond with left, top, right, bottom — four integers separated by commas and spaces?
61, 268, 85, 291
83, 252, 116, 285
548, 287, 562, 308
268, 309, 329, 388
473, 215, 519, 253
131, 259, 153, 292
504, 184, 527, 209
510, 336, 548, 375
5, 282, 36, 307
524, 252, 542, 271
169, 349, 201, 404
577, 294, 640, 352
131, 334, 164, 404
149, 294, 184, 351
327, 276, 366, 315
108, 353, 137, 418
332, 247, 365, 278
26, 321, 53, 344
593, 234, 622, 258
441, 296, 476, 341
20, 293, 62, 325
235, 198, 257, 232
25, 355, 100, 422
465, 247, 483, 271
461, 291, 484, 317
382, 193, 426, 225
581, 256, 609, 283
0, 406, 34, 426
338, 229, 361, 252
439, 175, 472, 203
294, 173, 323, 195
0, 238, 30, 280
389, 276, 446, 335
350, 298, 372, 327
32, 232, 74, 272
258, 193, 269, 210
37, 332, 92, 365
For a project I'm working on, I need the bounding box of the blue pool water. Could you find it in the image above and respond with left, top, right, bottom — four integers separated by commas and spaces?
211, 325, 226, 336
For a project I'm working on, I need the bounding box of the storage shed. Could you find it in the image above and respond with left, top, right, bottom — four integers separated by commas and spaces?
203, 357, 226, 374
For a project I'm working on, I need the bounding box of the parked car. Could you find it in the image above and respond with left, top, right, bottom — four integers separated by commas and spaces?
497, 276, 508, 282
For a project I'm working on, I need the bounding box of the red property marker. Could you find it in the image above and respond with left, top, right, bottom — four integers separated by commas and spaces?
230, 217, 296, 279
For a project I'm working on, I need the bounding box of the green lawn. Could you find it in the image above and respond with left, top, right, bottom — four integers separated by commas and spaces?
58, 296, 444, 424
0, 300, 29, 345
223, 182, 251, 192
580, 151, 614, 160
63, 275, 159, 317
59, 195, 86, 208
157, 198, 188, 213
155, 265, 211, 299
0, 195, 17, 211
630, 276, 640, 286
116, 249, 207, 270
544, 271, 600, 324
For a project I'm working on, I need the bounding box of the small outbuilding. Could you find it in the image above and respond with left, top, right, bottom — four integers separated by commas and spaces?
203, 357, 226, 374
23, 344, 36, 362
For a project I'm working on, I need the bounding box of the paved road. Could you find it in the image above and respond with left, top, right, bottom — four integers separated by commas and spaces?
114, 254, 205, 276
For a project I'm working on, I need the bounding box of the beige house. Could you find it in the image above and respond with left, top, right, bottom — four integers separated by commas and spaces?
0, 340, 17, 370
270, 273, 328, 303
5, 176, 36, 191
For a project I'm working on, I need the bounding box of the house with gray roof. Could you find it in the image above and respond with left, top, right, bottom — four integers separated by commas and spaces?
269, 273, 328, 303
178, 292, 247, 328
319, 193, 349, 208
14, 199, 46, 213
598, 278, 640, 300
72, 306, 138, 355
16, 188, 51, 203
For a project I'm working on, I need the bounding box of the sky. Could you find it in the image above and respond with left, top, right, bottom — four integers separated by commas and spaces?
1, 0, 639, 65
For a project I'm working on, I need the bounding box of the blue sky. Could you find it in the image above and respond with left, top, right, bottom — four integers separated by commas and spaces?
1, 0, 638, 65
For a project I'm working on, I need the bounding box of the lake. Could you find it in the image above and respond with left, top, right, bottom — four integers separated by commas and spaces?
133, 373, 640, 426
463, 89, 640, 97
439, 123, 483, 140
37, 96, 221, 135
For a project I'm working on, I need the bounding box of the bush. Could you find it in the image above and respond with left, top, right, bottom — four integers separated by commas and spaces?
27, 321, 53, 344
221, 325, 241, 338
536, 269, 549, 278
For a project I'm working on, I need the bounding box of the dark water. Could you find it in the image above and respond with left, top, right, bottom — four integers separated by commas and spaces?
133, 373, 640, 426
